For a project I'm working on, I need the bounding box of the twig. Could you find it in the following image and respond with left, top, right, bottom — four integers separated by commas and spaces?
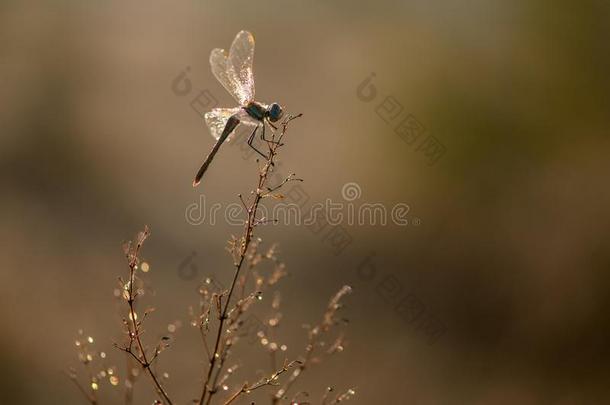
64, 370, 97, 405
329, 388, 356, 404
222, 360, 301, 405
116, 227, 173, 405
264, 173, 303, 195
272, 285, 352, 404
67, 332, 103, 405
199, 115, 301, 405
123, 355, 136, 405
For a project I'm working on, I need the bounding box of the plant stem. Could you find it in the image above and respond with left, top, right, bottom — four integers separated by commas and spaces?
199, 115, 301, 405
117, 230, 173, 405
127, 262, 173, 405
222, 360, 301, 405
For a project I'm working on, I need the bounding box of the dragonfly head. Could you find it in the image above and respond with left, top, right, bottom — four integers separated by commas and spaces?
267, 103, 283, 122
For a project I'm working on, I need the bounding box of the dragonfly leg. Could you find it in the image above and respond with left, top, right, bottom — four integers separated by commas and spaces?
247, 125, 268, 160
260, 120, 281, 144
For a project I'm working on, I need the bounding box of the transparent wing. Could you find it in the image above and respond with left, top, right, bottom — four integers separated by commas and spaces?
210, 49, 241, 105
228, 30, 255, 105
204, 107, 256, 140
204, 107, 241, 140
209, 30, 255, 106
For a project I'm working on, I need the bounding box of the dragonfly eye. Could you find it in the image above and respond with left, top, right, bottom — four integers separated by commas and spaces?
267, 103, 283, 122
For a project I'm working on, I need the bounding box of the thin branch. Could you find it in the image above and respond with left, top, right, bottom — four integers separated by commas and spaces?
199, 115, 301, 405
264, 173, 303, 195
64, 371, 97, 405
272, 285, 352, 404
117, 227, 173, 405
222, 360, 301, 405
329, 388, 356, 404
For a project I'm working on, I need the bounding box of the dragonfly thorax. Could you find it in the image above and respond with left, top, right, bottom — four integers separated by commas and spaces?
244, 101, 283, 123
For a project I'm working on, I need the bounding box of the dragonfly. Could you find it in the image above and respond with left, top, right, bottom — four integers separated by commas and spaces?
193, 30, 284, 187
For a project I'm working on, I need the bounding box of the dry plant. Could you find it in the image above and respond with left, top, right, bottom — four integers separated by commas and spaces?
67, 114, 355, 404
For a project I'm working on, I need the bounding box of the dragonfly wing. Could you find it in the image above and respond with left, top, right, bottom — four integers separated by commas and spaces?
209, 31, 256, 106
195, 108, 258, 187
204, 107, 243, 140
204, 107, 258, 141
228, 30, 255, 105
210, 49, 241, 105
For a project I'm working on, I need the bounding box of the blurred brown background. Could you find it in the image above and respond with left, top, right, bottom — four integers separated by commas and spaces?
2, 0, 610, 404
